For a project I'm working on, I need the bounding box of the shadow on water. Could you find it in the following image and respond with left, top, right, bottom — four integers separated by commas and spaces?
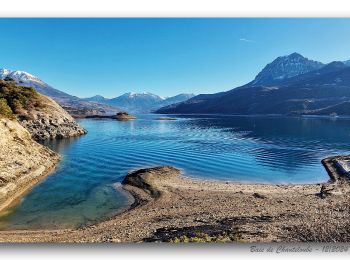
40, 135, 82, 154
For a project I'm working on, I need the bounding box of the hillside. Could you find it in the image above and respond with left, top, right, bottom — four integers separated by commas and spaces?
156, 53, 350, 116
0, 79, 86, 140
0, 118, 60, 213
0, 69, 121, 117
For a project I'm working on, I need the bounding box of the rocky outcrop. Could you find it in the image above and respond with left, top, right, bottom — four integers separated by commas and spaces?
17, 94, 87, 141
0, 118, 60, 213
86, 112, 136, 121
115, 112, 136, 121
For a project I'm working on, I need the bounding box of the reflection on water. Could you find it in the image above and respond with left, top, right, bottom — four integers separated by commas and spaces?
1, 114, 350, 230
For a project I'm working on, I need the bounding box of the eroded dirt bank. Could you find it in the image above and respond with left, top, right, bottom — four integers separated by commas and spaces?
0, 118, 60, 215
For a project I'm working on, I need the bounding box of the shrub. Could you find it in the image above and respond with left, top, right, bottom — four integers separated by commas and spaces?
0, 80, 43, 118
0, 98, 14, 119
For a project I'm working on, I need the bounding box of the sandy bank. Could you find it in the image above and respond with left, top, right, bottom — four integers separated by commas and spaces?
1, 156, 350, 243
0, 118, 60, 215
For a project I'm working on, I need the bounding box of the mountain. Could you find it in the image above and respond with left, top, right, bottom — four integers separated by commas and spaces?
162, 93, 196, 105
156, 53, 350, 116
0, 69, 74, 102
83, 95, 110, 103
343, 60, 350, 66
83, 92, 195, 113
250, 52, 324, 86
0, 69, 121, 117
109, 92, 164, 112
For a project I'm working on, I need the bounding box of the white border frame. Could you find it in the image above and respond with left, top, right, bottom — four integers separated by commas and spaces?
0, 0, 349, 17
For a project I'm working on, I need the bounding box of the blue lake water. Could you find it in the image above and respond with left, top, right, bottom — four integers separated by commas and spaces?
1, 114, 350, 230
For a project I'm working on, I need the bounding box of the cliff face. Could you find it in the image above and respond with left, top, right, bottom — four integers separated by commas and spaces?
0, 118, 60, 212
17, 94, 87, 141
0, 80, 86, 141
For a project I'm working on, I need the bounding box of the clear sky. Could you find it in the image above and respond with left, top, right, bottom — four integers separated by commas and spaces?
1, 18, 350, 98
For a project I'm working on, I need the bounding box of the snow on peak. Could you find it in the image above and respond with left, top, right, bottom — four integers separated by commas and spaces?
121, 92, 164, 100
0, 68, 11, 76
252, 53, 324, 85
0, 68, 43, 84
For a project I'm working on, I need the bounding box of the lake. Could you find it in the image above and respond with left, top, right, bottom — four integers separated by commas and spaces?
1, 114, 350, 230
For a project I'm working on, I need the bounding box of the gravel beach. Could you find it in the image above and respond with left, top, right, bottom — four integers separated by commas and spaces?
0, 156, 349, 243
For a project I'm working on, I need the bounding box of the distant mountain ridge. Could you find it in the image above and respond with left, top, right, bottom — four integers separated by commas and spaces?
0, 68, 195, 115
156, 53, 350, 116
0, 68, 122, 117
83, 92, 195, 113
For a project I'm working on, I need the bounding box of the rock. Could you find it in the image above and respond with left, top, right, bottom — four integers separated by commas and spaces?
17, 95, 87, 141
0, 118, 60, 212
115, 112, 136, 121
253, 192, 267, 199
86, 112, 136, 121
318, 184, 339, 199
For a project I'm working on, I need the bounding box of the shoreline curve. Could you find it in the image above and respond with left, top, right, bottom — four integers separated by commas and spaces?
0, 156, 349, 242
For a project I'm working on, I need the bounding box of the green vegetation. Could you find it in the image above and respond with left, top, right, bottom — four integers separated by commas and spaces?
0, 80, 43, 119
0, 98, 14, 119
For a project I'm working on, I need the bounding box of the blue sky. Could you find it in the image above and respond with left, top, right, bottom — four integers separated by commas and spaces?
1, 18, 350, 98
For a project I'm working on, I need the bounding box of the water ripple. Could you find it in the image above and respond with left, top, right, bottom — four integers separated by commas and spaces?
2, 114, 350, 230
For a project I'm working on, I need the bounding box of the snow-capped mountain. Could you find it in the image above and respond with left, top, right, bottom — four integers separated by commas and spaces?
0, 68, 78, 101
0, 69, 45, 86
0, 68, 121, 116
117, 92, 165, 103
108, 92, 165, 113
83, 92, 195, 113
156, 53, 350, 116
251, 52, 324, 86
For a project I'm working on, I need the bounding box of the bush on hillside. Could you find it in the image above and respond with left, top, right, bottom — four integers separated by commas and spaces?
0, 98, 14, 119
0, 80, 43, 119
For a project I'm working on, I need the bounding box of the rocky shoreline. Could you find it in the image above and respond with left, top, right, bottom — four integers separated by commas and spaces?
0, 119, 60, 215
17, 95, 87, 141
0, 81, 86, 218
0, 156, 349, 243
